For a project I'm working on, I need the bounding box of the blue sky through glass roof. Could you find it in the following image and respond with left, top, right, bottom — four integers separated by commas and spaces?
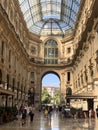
43, 14, 60, 20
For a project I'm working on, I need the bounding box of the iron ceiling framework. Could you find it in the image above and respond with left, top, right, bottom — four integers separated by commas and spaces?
18, 0, 81, 36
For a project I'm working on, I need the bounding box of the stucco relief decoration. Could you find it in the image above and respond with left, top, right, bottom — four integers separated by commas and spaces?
31, 72, 34, 80
88, 63, 93, 77
95, 50, 98, 68
95, 50, 98, 64
88, 33, 95, 44
84, 42, 89, 51
84, 70, 88, 82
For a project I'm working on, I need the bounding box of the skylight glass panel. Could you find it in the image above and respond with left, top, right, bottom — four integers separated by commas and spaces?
24, 10, 31, 21
43, 14, 60, 20
40, 0, 46, 2
33, 15, 41, 23
47, 3, 51, 11
18, 0, 81, 36
18, 0, 24, 5
20, 1, 29, 13
69, 20, 74, 28
72, 2, 78, 13
30, 25, 41, 34
41, 3, 47, 12
36, 22, 44, 28
27, 19, 33, 28
60, 22, 67, 28
71, 12, 76, 22
66, 0, 73, 8
63, 26, 71, 30
66, 8, 71, 17
29, 0, 37, 6
25, 16, 31, 23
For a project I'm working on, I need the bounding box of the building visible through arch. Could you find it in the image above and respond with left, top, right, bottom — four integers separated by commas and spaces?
40, 71, 61, 104
41, 72, 60, 105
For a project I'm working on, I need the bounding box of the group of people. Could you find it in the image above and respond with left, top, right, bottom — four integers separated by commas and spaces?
89, 105, 98, 118
96, 105, 98, 118
15, 104, 98, 125
43, 106, 53, 118
18, 104, 35, 125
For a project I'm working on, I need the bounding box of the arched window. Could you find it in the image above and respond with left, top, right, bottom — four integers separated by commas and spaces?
1, 41, 5, 63
12, 78, 15, 91
6, 74, 9, 89
44, 39, 58, 64
0, 70, 2, 84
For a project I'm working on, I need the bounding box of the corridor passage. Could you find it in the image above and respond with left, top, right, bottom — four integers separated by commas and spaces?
0, 111, 98, 130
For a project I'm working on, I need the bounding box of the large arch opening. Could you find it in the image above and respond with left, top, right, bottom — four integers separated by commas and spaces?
41, 72, 60, 106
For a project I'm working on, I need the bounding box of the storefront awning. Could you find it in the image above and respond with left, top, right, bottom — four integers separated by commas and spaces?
0, 88, 15, 96
66, 93, 97, 99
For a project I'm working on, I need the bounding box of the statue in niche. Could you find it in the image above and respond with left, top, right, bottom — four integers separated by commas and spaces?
85, 71, 88, 82
66, 87, 72, 96
66, 87, 72, 106
28, 87, 35, 105
31, 47, 36, 54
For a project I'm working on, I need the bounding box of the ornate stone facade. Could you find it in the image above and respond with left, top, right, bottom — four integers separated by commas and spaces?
0, 0, 98, 110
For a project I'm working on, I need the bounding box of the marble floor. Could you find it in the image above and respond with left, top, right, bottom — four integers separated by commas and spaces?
0, 111, 98, 130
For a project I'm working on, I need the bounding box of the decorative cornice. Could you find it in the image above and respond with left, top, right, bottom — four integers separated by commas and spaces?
79, 50, 84, 58
61, 33, 74, 43
29, 32, 42, 43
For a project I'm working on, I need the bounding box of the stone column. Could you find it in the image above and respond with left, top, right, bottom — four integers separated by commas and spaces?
83, 71, 87, 88
60, 72, 65, 104
94, 51, 98, 80
0, 39, 2, 58
93, 81, 98, 110
61, 73, 65, 94
83, 68, 89, 92
93, 54, 98, 110
86, 63, 92, 91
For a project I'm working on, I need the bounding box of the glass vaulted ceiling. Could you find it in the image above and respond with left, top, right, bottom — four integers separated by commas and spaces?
18, 0, 81, 37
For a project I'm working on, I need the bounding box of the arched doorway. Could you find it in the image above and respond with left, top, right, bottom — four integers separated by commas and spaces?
41, 72, 60, 106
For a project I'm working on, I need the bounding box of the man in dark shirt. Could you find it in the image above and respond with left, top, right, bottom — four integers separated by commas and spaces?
21, 108, 27, 125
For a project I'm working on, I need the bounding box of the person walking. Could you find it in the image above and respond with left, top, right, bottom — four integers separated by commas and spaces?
29, 105, 35, 122
21, 108, 27, 125
44, 107, 48, 118
96, 105, 98, 118
89, 108, 95, 118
